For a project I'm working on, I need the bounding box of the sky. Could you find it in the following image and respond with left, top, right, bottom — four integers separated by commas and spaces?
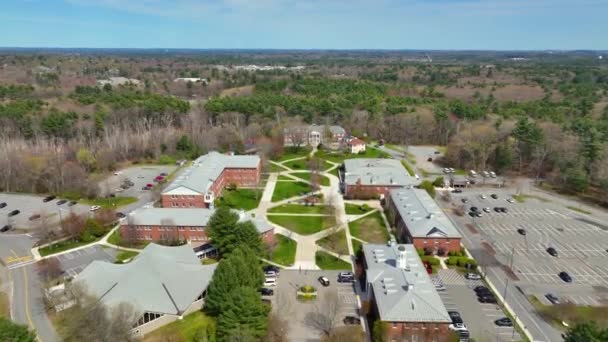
0, 0, 606, 50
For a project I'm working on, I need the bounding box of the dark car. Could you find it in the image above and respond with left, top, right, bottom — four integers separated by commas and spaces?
478, 295, 498, 304
491, 194, 498, 199
0, 202, 7, 209
0, 225, 11, 232
427, 157, 433, 162
559, 272, 573, 283
116, 212, 126, 219
500, 207, 508, 213
448, 311, 463, 324
338, 271, 355, 283
68, 201, 77, 206
470, 206, 479, 212
29, 214, 41, 221
260, 288, 274, 296
343, 316, 361, 325
43, 195, 56, 202
263, 265, 281, 274
545, 293, 560, 305
547, 247, 558, 257
474, 286, 491, 295
474, 212, 482, 218
318, 276, 330, 287
160, 172, 168, 177
517, 228, 526, 235
494, 207, 502, 213
8, 209, 20, 217
56, 199, 67, 205
451, 189, 463, 193
468, 211, 476, 217
495, 317, 513, 327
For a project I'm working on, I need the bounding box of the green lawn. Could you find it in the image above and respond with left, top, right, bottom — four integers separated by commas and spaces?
400, 160, 415, 176
329, 166, 340, 178
291, 172, 330, 186
316, 148, 391, 164
315, 251, 351, 270
285, 159, 309, 170
81, 196, 138, 208
277, 175, 295, 181
115, 250, 139, 264
268, 204, 328, 214
270, 235, 297, 266
39, 238, 99, 257
267, 215, 335, 235
344, 203, 374, 215
317, 230, 349, 256
107, 230, 149, 249
349, 211, 390, 244
214, 188, 263, 211
351, 239, 363, 255
268, 163, 289, 172
142, 311, 216, 342
567, 206, 592, 215
274, 147, 312, 162
271, 181, 311, 202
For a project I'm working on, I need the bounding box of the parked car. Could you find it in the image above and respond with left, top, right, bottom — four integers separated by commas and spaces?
113, 171, 122, 175
490, 171, 497, 178
56, 199, 67, 205
478, 295, 498, 304
465, 273, 481, 280
160, 172, 168, 177
470, 206, 479, 212
434, 151, 441, 155
517, 228, 527, 236
491, 194, 498, 199
115, 188, 125, 192
260, 288, 274, 296
343, 316, 361, 325
29, 214, 41, 221
452, 189, 463, 193
545, 293, 560, 305
263, 265, 280, 274
500, 207, 508, 213
448, 311, 463, 324
474, 212, 482, 218
68, 200, 77, 206
461, 198, 469, 203
263, 278, 277, 287
449, 323, 468, 332
494, 318, 513, 327
559, 272, 573, 283
506, 198, 515, 203
318, 276, 330, 287
483, 207, 491, 213
8, 209, 20, 217
435, 283, 446, 291
154, 176, 165, 182
264, 271, 278, 278
547, 247, 558, 257
427, 157, 433, 162
479, 194, 487, 199
0, 202, 7, 209
43, 195, 56, 202
338, 271, 355, 283
89, 205, 101, 212
474, 286, 491, 295
0, 225, 10, 232
116, 212, 127, 219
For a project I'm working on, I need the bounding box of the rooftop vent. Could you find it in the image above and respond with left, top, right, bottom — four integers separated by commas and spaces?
427, 213, 434, 219
411, 298, 416, 310
397, 245, 408, 270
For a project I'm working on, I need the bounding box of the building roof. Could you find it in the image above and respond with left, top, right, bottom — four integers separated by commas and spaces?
163, 152, 260, 195
343, 158, 416, 187
347, 138, 366, 146
122, 207, 273, 234
363, 243, 451, 323
75, 244, 217, 316
389, 188, 461, 239
308, 124, 345, 136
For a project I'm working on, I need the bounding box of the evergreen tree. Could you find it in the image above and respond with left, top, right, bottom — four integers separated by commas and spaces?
564, 321, 608, 342
0, 318, 37, 342
208, 208, 263, 255
216, 286, 270, 341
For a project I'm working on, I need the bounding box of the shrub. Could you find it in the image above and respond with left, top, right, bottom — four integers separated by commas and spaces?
432, 177, 444, 187
157, 154, 176, 165
416, 248, 425, 256
446, 257, 459, 266
437, 247, 447, 256
420, 256, 440, 265
423, 247, 434, 256
85, 218, 106, 237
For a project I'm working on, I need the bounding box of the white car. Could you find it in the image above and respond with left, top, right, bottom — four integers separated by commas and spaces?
480, 194, 487, 199
113, 171, 122, 175
435, 283, 446, 291
264, 271, 278, 278
449, 323, 468, 332
506, 198, 515, 203
465, 273, 481, 280
483, 207, 491, 213
415, 174, 420, 180
89, 205, 101, 211
263, 278, 277, 287
115, 188, 124, 192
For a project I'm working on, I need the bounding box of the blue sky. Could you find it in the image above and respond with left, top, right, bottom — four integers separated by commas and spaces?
1, 0, 606, 50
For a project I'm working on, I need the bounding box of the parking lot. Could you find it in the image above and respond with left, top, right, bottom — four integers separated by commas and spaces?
98, 164, 177, 197
53, 245, 116, 278
433, 269, 523, 341
0, 193, 89, 231
407, 145, 445, 174
447, 188, 608, 306
268, 270, 359, 341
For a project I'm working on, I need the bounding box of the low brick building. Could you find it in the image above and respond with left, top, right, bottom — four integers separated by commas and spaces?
386, 187, 462, 254
161, 152, 261, 209
342, 158, 417, 199
361, 243, 452, 341
119, 208, 274, 249
345, 137, 366, 154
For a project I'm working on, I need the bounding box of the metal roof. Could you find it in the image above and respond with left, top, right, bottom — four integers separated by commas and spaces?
163, 152, 260, 195
389, 188, 461, 239
363, 243, 451, 323
75, 244, 217, 316
123, 207, 273, 234
343, 158, 416, 187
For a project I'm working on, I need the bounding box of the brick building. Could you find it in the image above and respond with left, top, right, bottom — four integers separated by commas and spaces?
119, 208, 275, 254
360, 243, 452, 342
283, 124, 346, 148
341, 158, 417, 199
386, 187, 462, 254
344, 137, 366, 154
161, 152, 261, 209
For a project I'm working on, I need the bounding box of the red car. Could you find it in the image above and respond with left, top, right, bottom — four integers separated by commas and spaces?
146, 183, 154, 188
154, 176, 165, 182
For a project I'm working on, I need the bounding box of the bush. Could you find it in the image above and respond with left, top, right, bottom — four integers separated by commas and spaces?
85, 218, 106, 237
416, 248, 425, 256
157, 154, 176, 165
432, 177, 444, 187
437, 247, 447, 256
446, 256, 459, 266
420, 256, 440, 265
419, 180, 436, 198
423, 247, 434, 256
458, 258, 477, 269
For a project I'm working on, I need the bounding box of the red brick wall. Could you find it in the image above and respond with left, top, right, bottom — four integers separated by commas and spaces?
385, 321, 451, 342
161, 194, 206, 208
345, 184, 403, 200
412, 237, 461, 253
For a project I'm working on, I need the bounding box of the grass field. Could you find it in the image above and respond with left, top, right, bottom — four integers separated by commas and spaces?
268, 204, 328, 214
214, 188, 263, 211
291, 172, 330, 186
271, 181, 311, 202
400, 160, 415, 176
39, 237, 100, 257
81, 196, 138, 208
267, 215, 335, 235
143, 311, 216, 342
270, 235, 297, 266
351, 239, 363, 254
274, 147, 312, 162
527, 295, 608, 329
0, 292, 9, 318
268, 163, 289, 172
115, 250, 139, 264
317, 229, 349, 256
349, 211, 390, 244
315, 251, 351, 270
277, 175, 295, 181
316, 148, 391, 164
107, 230, 149, 249
344, 203, 373, 215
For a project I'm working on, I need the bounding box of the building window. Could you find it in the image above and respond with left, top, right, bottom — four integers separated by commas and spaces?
392, 323, 397, 328
135, 312, 165, 327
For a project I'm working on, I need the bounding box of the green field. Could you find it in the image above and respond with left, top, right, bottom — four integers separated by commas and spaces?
291, 172, 330, 186
267, 215, 335, 235
315, 251, 351, 270
349, 211, 390, 244
274, 147, 312, 162
344, 203, 374, 215
317, 229, 349, 256
316, 147, 391, 164
39, 238, 99, 257
114, 250, 139, 264
351, 239, 363, 254
214, 188, 263, 210
81, 196, 138, 208
400, 160, 415, 176
142, 311, 216, 342
270, 235, 297, 266
268, 204, 328, 214
271, 181, 311, 202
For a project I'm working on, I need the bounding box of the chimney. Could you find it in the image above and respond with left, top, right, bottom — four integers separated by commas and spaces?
397, 245, 408, 270
427, 213, 434, 219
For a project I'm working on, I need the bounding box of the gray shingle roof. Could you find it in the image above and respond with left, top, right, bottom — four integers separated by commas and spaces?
123, 208, 273, 234
363, 243, 451, 323
343, 158, 416, 187
389, 188, 461, 239
75, 244, 217, 316
163, 152, 259, 195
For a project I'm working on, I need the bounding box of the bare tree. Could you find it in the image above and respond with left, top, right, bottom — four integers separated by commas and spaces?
305, 288, 341, 335
321, 326, 364, 342
61, 213, 86, 239
37, 257, 63, 283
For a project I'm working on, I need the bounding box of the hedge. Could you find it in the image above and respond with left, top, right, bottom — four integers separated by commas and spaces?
446, 256, 477, 269
420, 256, 440, 266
